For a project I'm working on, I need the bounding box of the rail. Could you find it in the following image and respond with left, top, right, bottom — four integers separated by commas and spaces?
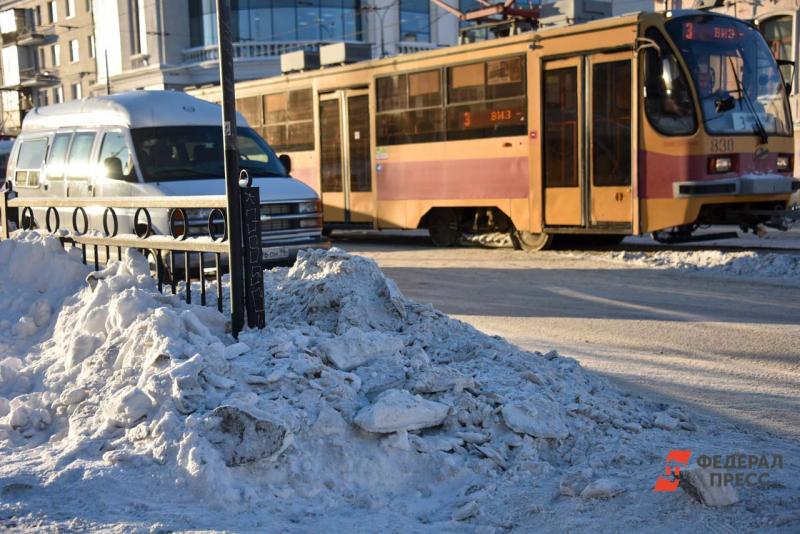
181, 40, 353, 64
0, 190, 266, 337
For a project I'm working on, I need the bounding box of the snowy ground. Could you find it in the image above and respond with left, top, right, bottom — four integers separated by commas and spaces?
1, 232, 799, 532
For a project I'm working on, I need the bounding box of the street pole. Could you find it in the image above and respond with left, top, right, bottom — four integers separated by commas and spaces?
215, 0, 245, 336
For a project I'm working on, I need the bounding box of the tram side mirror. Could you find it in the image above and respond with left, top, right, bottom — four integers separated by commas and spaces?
715, 92, 735, 113
778, 59, 794, 95
104, 157, 123, 181
279, 154, 292, 175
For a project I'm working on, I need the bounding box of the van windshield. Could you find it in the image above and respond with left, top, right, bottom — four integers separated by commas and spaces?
130, 126, 286, 182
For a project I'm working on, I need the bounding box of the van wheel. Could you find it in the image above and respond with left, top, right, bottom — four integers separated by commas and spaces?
428, 209, 460, 247
512, 231, 552, 252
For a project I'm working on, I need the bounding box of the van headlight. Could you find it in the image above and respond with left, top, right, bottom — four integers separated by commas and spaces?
297, 201, 320, 214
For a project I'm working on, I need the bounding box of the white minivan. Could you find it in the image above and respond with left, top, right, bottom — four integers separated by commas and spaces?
5, 90, 328, 263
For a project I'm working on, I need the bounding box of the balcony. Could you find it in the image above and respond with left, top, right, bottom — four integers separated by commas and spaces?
16, 31, 45, 46
181, 40, 362, 65
395, 41, 440, 55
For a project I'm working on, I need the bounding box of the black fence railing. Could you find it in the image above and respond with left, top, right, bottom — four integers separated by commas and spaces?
0, 189, 265, 337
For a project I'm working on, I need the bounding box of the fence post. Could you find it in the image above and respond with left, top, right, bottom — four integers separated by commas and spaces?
240, 186, 265, 328
215, 0, 246, 337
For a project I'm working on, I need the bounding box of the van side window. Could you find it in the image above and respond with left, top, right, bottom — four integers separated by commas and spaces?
46, 133, 72, 180
14, 138, 48, 187
98, 132, 133, 179
66, 132, 96, 180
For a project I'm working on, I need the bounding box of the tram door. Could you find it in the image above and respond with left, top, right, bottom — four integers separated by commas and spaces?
319, 89, 374, 224
542, 53, 633, 229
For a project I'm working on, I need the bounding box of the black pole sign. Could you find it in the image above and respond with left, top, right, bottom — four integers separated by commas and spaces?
240, 186, 266, 329
215, 0, 245, 336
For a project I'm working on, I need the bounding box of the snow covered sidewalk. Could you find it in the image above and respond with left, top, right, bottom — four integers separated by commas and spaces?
0, 232, 798, 532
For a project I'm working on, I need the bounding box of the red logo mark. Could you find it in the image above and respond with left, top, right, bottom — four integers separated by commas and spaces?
654, 450, 692, 492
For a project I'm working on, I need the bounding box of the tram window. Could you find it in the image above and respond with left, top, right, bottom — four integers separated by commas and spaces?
377, 75, 408, 111
643, 28, 697, 135
409, 70, 441, 108
448, 62, 485, 103
287, 121, 313, 151
376, 113, 409, 145
593, 61, 632, 186
445, 56, 526, 140
262, 89, 314, 151
377, 69, 445, 145
263, 124, 286, 151
446, 97, 526, 140
544, 68, 579, 187
264, 93, 287, 123
487, 57, 524, 100
287, 89, 313, 121
760, 16, 793, 83
236, 96, 263, 128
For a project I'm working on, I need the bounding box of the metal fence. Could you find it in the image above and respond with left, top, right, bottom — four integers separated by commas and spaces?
0, 189, 266, 337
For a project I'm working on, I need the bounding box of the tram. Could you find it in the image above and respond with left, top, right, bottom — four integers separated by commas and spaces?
193, 10, 800, 249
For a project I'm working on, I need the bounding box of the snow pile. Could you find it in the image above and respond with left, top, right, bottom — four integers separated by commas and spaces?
0, 235, 702, 525
608, 249, 800, 281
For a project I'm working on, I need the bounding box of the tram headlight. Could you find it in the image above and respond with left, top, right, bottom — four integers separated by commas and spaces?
708, 156, 733, 174
776, 155, 793, 172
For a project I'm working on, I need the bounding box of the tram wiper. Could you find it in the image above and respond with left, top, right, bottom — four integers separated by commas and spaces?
729, 57, 768, 144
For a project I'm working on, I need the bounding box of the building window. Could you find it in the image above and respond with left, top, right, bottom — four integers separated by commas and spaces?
54, 86, 64, 103
88, 35, 95, 58
189, 0, 362, 47
38, 90, 48, 106
33, 6, 42, 27
131, 0, 147, 55
71, 83, 82, 100
51, 44, 61, 66
66, 0, 75, 18
69, 39, 79, 62
400, 0, 430, 42
48, 0, 58, 23
86, 0, 92, 11
38, 48, 46, 69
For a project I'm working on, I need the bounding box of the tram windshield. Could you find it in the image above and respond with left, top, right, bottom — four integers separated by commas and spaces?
666, 15, 791, 137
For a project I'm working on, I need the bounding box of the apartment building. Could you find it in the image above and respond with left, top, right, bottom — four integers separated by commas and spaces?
0, 0, 96, 134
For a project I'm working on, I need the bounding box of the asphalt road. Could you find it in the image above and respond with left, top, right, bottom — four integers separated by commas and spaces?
334, 232, 800, 442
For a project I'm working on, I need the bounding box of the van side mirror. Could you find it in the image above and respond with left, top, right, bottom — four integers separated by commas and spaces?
278, 154, 292, 175
104, 156, 123, 180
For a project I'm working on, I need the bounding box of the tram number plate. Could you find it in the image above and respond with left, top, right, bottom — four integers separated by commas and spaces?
263, 247, 289, 260
710, 138, 734, 153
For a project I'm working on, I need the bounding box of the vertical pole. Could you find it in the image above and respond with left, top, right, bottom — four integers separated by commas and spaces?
216, 0, 245, 337
104, 50, 111, 95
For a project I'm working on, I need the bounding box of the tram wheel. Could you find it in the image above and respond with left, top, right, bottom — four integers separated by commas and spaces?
428, 209, 461, 247
512, 231, 553, 252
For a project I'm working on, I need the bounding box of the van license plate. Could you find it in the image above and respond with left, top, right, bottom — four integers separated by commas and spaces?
263, 247, 289, 260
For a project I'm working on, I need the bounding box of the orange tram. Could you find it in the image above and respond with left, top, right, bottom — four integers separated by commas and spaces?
194, 10, 799, 250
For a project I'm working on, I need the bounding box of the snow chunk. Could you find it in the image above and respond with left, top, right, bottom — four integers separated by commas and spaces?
317, 327, 404, 371
105, 386, 153, 427
580, 478, 625, 499
354, 389, 450, 433
202, 405, 289, 466
679, 466, 739, 507
501, 400, 569, 439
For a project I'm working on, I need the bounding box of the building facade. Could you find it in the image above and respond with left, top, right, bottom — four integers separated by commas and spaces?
0, 0, 96, 134
91, 0, 461, 94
